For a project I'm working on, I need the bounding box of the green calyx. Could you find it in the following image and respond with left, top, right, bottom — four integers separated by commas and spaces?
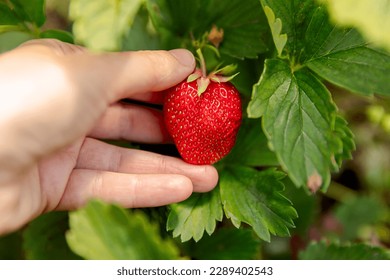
187, 48, 239, 96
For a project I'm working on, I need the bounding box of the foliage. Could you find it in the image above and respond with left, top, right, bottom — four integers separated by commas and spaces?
69, 0, 143, 50
219, 167, 297, 242
66, 200, 180, 260
0, 0, 73, 47
0, 0, 389, 260
167, 187, 223, 242
182, 228, 261, 260
321, 0, 390, 52
334, 196, 387, 241
23, 211, 81, 259
299, 241, 390, 260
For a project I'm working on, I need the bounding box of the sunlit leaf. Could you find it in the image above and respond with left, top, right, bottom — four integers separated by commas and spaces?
322, 0, 390, 52
167, 187, 223, 242
66, 200, 180, 259
122, 6, 160, 51
69, 0, 143, 50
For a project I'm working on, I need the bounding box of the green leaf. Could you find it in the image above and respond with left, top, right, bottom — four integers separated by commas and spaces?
122, 5, 160, 51
166, 187, 223, 242
304, 7, 390, 96
23, 212, 80, 260
308, 47, 390, 96
147, 0, 269, 58
220, 166, 297, 242
66, 200, 180, 259
0, 231, 23, 259
40, 29, 74, 44
321, 0, 390, 52
10, 0, 46, 27
0, 25, 25, 35
260, 0, 318, 58
146, 0, 206, 35
222, 55, 263, 97
0, 31, 32, 53
356, 139, 390, 190
283, 177, 318, 237
263, 5, 287, 56
248, 59, 337, 191
332, 115, 355, 170
299, 241, 390, 260
186, 228, 261, 260
0, 3, 19, 25
209, 0, 269, 59
260, 0, 390, 104
334, 196, 387, 241
303, 7, 365, 61
69, 0, 143, 50
223, 118, 278, 167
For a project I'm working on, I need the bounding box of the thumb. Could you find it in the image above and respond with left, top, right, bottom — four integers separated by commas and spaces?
63, 48, 196, 102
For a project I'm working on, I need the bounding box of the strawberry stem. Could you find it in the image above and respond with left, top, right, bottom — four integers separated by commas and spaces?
196, 48, 207, 77
192, 46, 239, 95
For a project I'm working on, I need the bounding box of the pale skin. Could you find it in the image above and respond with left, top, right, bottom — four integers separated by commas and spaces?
0, 39, 219, 235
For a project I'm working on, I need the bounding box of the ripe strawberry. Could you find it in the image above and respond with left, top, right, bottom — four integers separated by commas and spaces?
163, 62, 242, 165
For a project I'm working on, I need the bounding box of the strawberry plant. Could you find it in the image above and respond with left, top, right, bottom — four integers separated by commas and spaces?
0, 0, 390, 260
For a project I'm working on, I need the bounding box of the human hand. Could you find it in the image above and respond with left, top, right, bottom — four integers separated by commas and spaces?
0, 39, 218, 235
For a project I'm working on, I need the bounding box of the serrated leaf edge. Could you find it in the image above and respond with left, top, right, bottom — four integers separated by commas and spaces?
263, 5, 287, 57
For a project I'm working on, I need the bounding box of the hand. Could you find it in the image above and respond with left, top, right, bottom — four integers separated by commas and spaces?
0, 39, 218, 235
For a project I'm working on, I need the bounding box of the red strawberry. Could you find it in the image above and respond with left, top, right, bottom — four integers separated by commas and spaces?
163, 64, 242, 165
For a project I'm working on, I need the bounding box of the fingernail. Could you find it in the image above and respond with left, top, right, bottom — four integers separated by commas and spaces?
169, 49, 195, 68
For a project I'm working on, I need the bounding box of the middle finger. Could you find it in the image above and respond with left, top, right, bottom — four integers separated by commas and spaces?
76, 137, 219, 193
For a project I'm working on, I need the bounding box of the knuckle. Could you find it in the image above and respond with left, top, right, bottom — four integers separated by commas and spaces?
156, 154, 169, 173
141, 51, 176, 84
91, 171, 104, 198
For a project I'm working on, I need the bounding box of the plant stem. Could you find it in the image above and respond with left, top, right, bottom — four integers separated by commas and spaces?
324, 181, 357, 203
196, 48, 207, 77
